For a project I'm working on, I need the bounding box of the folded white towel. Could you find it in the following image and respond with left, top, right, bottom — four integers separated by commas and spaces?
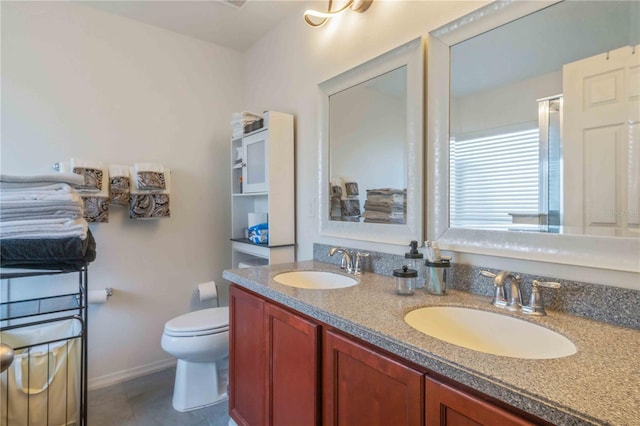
0, 218, 88, 240
0, 173, 85, 188
0, 206, 83, 221
1, 217, 80, 227
0, 190, 83, 203
0, 182, 74, 193
0, 195, 84, 212
0, 203, 82, 214
0, 217, 88, 234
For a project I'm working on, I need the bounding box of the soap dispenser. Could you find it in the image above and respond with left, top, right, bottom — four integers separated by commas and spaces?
405, 240, 425, 289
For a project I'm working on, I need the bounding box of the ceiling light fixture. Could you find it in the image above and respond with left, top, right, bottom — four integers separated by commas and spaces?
304, 0, 373, 28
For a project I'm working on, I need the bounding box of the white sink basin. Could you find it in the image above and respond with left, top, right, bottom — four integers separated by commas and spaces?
404, 306, 576, 359
273, 271, 358, 289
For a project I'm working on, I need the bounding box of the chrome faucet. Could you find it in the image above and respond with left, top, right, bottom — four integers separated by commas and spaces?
329, 247, 369, 275
329, 247, 353, 273
480, 270, 523, 311
480, 271, 560, 315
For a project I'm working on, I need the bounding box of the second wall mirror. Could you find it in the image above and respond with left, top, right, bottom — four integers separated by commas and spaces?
318, 37, 424, 245
428, 1, 639, 273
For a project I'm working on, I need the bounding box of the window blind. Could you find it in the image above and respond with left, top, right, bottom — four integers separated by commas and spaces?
450, 128, 540, 230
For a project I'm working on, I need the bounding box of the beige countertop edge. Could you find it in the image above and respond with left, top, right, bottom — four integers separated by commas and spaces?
223, 260, 640, 426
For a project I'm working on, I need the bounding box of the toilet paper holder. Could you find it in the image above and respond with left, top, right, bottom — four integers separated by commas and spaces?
77, 288, 113, 305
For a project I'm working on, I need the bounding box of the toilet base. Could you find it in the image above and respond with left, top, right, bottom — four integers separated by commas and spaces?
172, 358, 228, 412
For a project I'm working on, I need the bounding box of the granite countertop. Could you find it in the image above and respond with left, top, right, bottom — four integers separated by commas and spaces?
223, 260, 640, 426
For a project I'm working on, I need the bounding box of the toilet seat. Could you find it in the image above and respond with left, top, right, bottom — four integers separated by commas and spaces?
164, 307, 229, 337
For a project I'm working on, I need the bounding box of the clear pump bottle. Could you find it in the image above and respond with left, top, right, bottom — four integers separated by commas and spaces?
405, 240, 425, 289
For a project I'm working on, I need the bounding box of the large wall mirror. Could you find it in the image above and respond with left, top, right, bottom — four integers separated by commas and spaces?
319, 37, 423, 245
428, 1, 640, 273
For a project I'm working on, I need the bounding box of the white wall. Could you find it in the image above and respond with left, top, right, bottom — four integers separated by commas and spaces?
451, 71, 562, 137
243, 0, 489, 259
1, 2, 243, 387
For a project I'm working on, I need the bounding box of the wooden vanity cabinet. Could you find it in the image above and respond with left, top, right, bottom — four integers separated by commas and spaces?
229, 284, 267, 426
425, 376, 536, 426
230, 284, 543, 426
229, 285, 319, 426
323, 329, 424, 426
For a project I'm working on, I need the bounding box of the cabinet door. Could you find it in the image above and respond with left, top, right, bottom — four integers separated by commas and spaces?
242, 131, 268, 193
425, 376, 535, 426
229, 285, 267, 426
323, 330, 423, 426
266, 303, 319, 426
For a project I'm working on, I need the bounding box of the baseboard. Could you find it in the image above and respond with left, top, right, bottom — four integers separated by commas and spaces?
88, 358, 177, 391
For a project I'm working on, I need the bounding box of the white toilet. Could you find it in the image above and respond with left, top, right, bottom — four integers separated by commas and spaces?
161, 306, 229, 412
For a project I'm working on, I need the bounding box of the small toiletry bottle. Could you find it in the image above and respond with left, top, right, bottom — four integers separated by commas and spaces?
394, 265, 417, 296
405, 240, 425, 288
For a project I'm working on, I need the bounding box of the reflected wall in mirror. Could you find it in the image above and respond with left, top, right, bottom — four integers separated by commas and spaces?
449, 0, 639, 237
428, 1, 640, 273
330, 67, 407, 224
319, 37, 423, 245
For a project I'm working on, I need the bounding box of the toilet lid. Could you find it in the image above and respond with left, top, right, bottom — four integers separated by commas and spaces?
164, 307, 229, 336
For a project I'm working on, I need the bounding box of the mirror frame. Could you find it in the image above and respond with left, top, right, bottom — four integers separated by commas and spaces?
427, 0, 640, 273
318, 37, 424, 245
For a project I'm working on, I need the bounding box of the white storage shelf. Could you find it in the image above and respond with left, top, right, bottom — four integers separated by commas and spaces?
230, 111, 295, 269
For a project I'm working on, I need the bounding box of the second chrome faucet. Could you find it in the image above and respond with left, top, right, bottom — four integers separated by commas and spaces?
480, 270, 560, 316
329, 247, 370, 275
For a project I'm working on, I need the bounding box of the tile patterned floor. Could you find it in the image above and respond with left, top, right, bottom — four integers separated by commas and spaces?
88, 368, 230, 426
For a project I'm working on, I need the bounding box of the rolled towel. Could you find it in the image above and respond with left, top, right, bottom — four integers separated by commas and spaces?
130, 168, 171, 194
134, 163, 166, 190
70, 158, 105, 191
109, 164, 130, 205
109, 164, 130, 191
129, 169, 171, 219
